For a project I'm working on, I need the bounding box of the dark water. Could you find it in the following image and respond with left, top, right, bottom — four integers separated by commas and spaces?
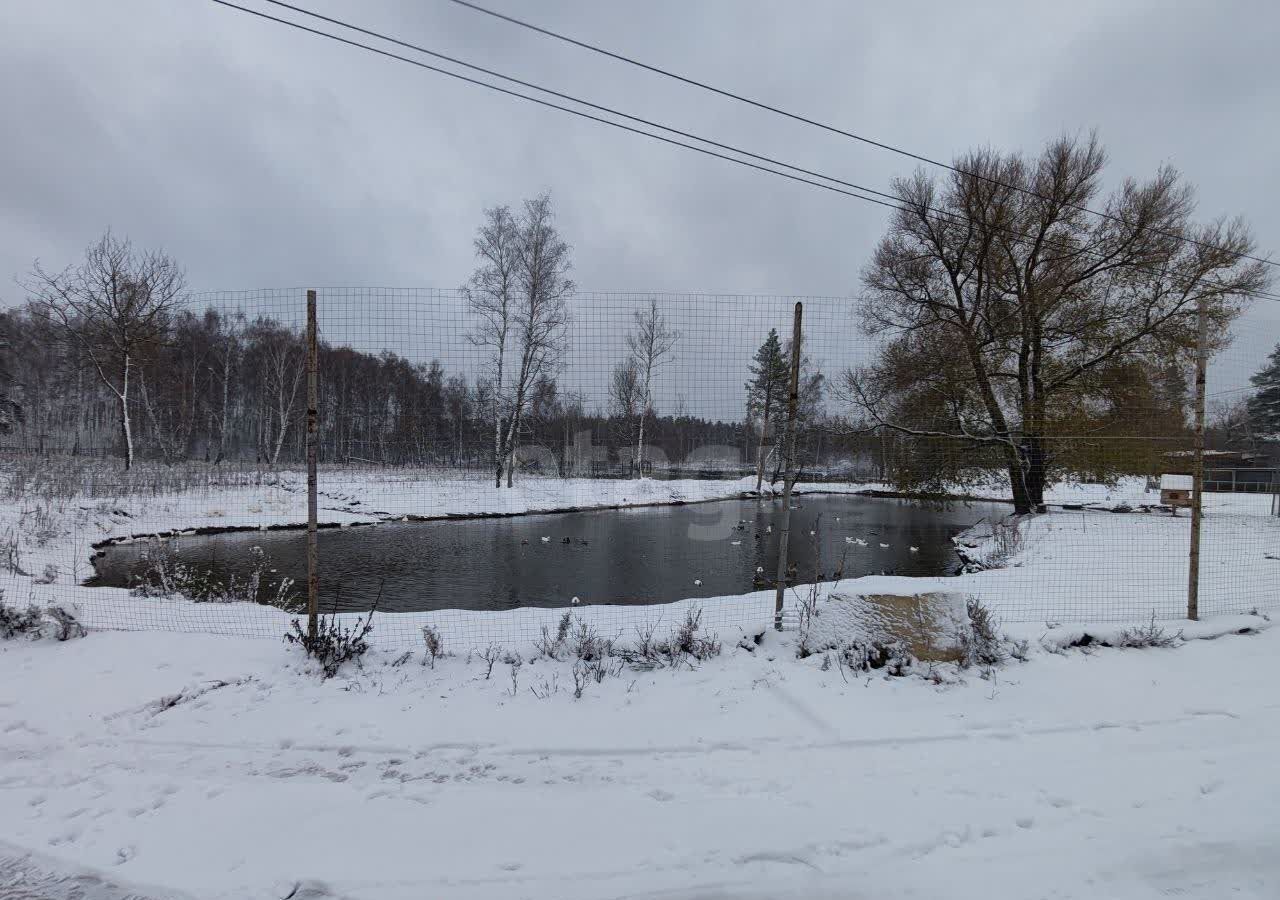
90, 495, 1007, 612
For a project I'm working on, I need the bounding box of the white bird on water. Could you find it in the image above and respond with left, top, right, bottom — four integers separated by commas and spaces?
571, 596, 580, 605
855, 539, 868, 547
731, 540, 742, 546
909, 546, 919, 553
756, 566, 764, 574
694, 579, 702, 586
844, 536, 855, 544
879, 542, 890, 549
540, 536, 550, 543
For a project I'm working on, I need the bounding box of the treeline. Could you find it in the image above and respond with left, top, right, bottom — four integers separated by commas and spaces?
0, 302, 787, 471
0, 215, 855, 482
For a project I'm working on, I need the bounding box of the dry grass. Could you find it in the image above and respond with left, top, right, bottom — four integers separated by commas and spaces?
1, 454, 293, 502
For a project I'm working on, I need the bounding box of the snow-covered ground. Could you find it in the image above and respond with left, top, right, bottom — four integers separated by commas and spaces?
1, 616, 1277, 899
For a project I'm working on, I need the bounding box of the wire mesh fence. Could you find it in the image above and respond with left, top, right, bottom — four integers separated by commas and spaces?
3, 286, 1279, 651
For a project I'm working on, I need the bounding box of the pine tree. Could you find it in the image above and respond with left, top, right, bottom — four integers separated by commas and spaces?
1246, 344, 1280, 438
746, 329, 790, 492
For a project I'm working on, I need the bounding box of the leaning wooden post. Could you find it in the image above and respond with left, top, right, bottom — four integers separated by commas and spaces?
773, 302, 803, 631
306, 289, 319, 639
1187, 292, 1208, 621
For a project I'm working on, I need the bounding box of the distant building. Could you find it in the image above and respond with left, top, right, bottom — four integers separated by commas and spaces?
1162, 451, 1278, 493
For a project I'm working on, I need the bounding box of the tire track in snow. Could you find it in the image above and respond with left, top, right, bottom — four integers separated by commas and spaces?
0, 706, 1249, 771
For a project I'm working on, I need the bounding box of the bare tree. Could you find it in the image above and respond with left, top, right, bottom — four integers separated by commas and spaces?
264, 335, 304, 466
443, 374, 472, 465
844, 133, 1270, 513
625, 298, 679, 476
28, 231, 186, 469
0, 320, 21, 434
498, 193, 573, 487
464, 205, 521, 487
208, 311, 244, 464
609, 358, 641, 420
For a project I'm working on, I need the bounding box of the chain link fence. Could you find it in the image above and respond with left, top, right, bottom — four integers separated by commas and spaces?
3, 287, 1278, 650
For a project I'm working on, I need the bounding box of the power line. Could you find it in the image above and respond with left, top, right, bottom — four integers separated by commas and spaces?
444, 0, 1279, 273
205, 0, 907, 215
209, 0, 1280, 305
252, 0, 912, 208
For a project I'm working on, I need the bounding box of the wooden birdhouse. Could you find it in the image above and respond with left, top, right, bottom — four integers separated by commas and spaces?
1160, 474, 1193, 514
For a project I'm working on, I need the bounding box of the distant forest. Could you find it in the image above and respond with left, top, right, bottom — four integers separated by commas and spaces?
0, 303, 852, 477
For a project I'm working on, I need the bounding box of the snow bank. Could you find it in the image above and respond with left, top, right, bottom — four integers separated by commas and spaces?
1030, 613, 1273, 652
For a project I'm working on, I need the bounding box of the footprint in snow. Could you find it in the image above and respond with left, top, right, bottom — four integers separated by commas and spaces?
647, 789, 675, 802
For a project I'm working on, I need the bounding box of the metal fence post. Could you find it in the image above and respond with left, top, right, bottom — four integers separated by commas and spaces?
306, 289, 319, 639
773, 302, 803, 630
1187, 293, 1208, 621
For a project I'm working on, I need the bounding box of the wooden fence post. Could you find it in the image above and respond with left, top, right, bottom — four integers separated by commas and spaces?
306, 289, 319, 639
773, 302, 803, 630
1187, 293, 1208, 621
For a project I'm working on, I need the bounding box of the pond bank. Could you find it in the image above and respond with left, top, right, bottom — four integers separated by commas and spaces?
6, 470, 1273, 649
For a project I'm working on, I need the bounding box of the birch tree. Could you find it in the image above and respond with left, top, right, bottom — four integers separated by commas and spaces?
208, 310, 244, 464
626, 299, 679, 476
499, 193, 573, 487
262, 330, 305, 467
464, 205, 521, 487
29, 231, 185, 469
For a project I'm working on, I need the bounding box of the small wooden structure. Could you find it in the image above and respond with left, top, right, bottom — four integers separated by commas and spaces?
1160, 473, 1194, 515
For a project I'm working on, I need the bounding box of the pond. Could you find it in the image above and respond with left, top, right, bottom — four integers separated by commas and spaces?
90, 494, 1008, 613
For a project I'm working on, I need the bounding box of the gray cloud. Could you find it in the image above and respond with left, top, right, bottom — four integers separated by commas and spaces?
1, 0, 1276, 408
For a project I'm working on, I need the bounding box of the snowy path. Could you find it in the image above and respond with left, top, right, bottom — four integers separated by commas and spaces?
2, 625, 1278, 899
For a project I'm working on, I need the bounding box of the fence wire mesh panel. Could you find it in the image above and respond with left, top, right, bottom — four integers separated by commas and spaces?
3, 285, 1278, 651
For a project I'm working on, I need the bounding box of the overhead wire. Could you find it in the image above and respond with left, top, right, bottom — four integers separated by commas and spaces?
444, 0, 1279, 273
209, 0, 1280, 305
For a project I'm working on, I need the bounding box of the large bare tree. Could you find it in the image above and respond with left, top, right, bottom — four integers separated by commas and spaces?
844, 134, 1270, 513
625, 298, 679, 476
29, 231, 186, 469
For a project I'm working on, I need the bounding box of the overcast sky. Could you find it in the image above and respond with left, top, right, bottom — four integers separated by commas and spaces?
2, 0, 1277, 413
